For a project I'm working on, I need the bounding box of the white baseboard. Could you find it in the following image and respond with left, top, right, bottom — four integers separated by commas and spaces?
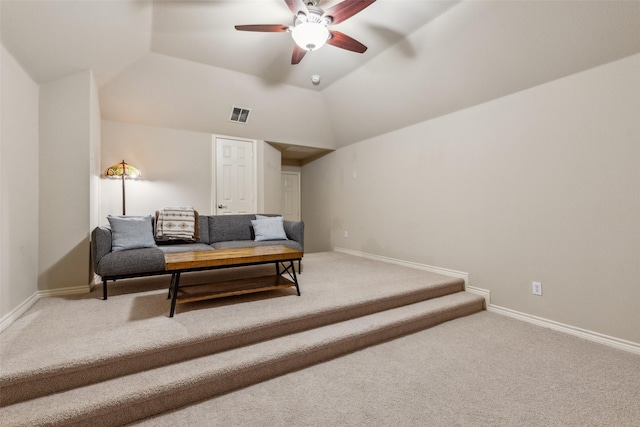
333, 247, 469, 285
39, 284, 91, 298
90, 273, 101, 293
0, 291, 40, 333
332, 247, 640, 355
0, 285, 90, 333
488, 304, 640, 355
465, 285, 491, 309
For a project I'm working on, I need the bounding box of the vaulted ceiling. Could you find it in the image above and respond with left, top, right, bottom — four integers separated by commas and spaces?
3, 0, 640, 151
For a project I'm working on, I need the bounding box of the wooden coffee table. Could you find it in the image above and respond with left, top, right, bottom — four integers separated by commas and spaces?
164, 245, 303, 317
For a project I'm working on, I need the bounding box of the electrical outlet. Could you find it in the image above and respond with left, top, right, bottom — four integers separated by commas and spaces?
343, 230, 349, 238
532, 281, 543, 296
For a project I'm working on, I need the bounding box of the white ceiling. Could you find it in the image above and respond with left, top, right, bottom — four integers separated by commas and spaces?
1, 0, 458, 89
1, 0, 153, 87
150, 0, 459, 89
2, 0, 640, 152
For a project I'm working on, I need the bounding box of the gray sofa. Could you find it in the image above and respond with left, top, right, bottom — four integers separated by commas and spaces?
91, 214, 304, 300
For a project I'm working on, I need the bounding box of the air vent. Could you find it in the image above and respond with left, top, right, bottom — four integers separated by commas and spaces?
229, 106, 251, 124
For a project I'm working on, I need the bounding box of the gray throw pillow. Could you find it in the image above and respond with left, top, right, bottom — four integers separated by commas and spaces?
107, 215, 158, 252
251, 216, 288, 242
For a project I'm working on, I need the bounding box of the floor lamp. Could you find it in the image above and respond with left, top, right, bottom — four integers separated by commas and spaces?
104, 160, 142, 215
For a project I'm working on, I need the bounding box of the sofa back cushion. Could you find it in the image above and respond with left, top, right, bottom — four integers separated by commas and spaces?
198, 215, 210, 244
208, 214, 256, 243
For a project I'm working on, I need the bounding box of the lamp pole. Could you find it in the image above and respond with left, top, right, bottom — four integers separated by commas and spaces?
121, 160, 126, 215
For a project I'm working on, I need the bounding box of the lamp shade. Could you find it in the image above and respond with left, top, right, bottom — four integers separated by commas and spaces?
291, 22, 329, 51
104, 160, 141, 179
104, 160, 141, 215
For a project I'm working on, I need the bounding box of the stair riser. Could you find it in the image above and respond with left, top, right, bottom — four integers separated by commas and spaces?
58, 299, 483, 427
1, 281, 463, 407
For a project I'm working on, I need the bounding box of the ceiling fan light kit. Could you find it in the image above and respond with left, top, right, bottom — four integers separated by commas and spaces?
291, 21, 330, 51
235, 0, 376, 64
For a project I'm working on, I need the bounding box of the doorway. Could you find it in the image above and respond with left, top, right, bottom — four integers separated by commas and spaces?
281, 171, 300, 221
213, 136, 257, 214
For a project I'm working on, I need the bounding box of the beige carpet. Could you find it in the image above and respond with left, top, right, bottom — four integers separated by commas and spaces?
131, 310, 640, 427
1, 252, 464, 385
1, 251, 486, 425
4, 250, 638, 426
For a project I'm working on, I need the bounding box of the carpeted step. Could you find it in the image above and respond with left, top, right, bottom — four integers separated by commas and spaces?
1, 272, 464, 407
2, 291, 484, 427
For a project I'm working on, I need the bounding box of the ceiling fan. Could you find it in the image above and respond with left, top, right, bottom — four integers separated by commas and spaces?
235, 0, 377, 64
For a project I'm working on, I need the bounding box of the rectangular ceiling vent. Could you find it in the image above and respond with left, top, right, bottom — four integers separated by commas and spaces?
229, 106, 251, 124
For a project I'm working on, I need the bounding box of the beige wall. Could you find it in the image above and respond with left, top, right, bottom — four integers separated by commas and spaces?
100, 121, 283, 221
39, 70, 97, 292
89, 73, 101, 232
100, 53, 336, 150
100, 120, 213, 220
257, 141, 282, 215
0, 44, 40, 320
302, 54, 640, 343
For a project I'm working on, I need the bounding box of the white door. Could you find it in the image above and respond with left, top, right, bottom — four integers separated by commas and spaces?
281, 172, 300, 221
215, 137, 256, 214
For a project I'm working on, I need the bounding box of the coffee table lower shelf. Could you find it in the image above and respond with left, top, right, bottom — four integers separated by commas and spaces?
175, 275, 296, 304
164, 246, 302, 317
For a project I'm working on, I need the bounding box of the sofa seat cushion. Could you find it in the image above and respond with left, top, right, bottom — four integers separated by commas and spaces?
211, 240, 302, 251
96, 248, 166, 277
157, 243, 216, 254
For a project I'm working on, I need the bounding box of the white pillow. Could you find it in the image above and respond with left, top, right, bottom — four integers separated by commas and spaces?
251, 216, 288, 242
107, 215, 158, 252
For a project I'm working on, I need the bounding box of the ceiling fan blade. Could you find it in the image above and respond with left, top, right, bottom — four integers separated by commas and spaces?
291, 45, 307, 64
284, 0, 309, 17
235, 24, 289, 33
327, 30, 367, 53
323, 0, 376, 25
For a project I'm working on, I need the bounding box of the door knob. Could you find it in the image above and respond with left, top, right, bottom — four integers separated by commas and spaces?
218, 204, 227, 209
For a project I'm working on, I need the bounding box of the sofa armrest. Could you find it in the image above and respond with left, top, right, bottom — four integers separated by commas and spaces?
91, 226, 113, 273
283, 220, 304, 252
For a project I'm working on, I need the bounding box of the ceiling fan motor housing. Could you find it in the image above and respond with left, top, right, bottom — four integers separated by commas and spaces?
294, 5, 329, 26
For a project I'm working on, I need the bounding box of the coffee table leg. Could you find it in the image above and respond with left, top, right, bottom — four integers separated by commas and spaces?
169, 272, 181, 317
291, 261, 301, 296
277, 260, 301, 296
168, 273, 176, 299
